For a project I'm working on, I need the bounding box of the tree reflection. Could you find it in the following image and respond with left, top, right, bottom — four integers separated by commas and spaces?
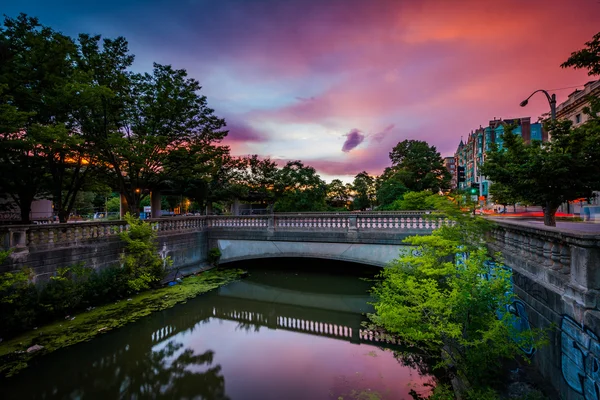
128, 341, 229, 400
16, 340, 229, 400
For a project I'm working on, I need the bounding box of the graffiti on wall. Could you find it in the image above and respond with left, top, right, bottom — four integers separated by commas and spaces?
482, 260, 535, 355
561, 316, 600, 400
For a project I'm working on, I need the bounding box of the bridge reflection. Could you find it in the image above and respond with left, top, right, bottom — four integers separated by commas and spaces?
3, 275, 401, 400
150, 280, 397, 349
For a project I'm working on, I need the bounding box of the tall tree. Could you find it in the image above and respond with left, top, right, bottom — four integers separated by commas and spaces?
388, 140, 450, 192
376, 168, 409, 209
351, 171, 376, 211
273, 161, 327, 212
241, 155, 279, 207
0, 14, 80, 222
326, 179, 350, 209
481, 117, 600, 226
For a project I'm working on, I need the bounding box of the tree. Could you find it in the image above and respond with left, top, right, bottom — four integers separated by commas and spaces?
108, 64, 227, 215
368, 197, 544, 394
481, 117, 600, 226
561, 31, 600, 76
0, 15, 80, 223
351, 171, 375, 211
242, 155, 279, 207
388, 190, 436, 210
273, 161, 327, 212
388, 140, 451, 192
326, 179, 350, 209
376, 168, 409, 209
488, 182, 520, 213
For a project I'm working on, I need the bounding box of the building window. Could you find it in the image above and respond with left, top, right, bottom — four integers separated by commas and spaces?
575, 114, 582, 124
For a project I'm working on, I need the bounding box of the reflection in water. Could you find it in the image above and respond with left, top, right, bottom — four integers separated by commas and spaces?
2, 259, 432, 400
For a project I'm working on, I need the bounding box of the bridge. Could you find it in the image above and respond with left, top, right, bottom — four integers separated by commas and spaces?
2, 212, 600, 399
0, 212, 442, 278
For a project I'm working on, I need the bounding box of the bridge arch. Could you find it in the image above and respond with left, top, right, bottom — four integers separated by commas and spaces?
216, 239, 412, 268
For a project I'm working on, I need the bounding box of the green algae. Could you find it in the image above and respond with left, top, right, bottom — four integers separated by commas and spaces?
0, 268, 246, 378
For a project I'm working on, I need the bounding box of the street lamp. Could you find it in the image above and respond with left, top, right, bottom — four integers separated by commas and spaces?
520, 89, 556, 120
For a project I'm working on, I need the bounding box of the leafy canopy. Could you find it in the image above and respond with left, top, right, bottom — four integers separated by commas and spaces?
481, 116, 600, 226
369, 196, 544, 392
388, 140, 451, 192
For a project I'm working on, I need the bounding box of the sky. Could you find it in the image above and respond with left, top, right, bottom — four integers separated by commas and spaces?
4, 0, 600, 183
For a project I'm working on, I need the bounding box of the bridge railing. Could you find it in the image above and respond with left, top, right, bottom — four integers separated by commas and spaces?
208, 213, 446, 232
488, 219, 600, 297
0, 213, 444, 250
0, 216, 207, 250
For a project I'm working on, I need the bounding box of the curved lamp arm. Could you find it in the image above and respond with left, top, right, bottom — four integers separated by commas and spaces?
520, 89, 556, 120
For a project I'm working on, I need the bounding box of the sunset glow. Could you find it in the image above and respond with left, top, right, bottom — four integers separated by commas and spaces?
7, 0, 599, 182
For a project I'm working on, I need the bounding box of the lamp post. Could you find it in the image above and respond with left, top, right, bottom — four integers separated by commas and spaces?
520, 89, 556, 120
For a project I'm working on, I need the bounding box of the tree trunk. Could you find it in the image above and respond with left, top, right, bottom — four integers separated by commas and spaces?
513, 204, 517, 213
58, 210, 69, 223
19, 201, 32, 224
543, 203, 558, 227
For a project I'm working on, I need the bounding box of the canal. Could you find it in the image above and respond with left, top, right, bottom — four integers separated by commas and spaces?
2, 258, 432, 400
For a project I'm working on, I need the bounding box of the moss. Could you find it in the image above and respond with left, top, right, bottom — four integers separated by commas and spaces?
0, 268, 245, 378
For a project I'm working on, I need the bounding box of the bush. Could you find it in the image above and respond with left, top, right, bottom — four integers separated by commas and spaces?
208, 247, 222, 266
0, 215, 173, 339
119, 213, 171, 292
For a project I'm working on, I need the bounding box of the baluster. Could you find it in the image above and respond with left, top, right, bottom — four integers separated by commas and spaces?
542, 241, 553, 268
560, 244, 571, 274
48, 228, 55, 244
550, 241, 562, 271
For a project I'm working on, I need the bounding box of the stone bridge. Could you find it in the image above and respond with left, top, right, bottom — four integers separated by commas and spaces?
0, 212, 441, 278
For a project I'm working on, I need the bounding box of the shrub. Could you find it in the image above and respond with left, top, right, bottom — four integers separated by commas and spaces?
208, 247, 222, 266
119, 213, 171, 293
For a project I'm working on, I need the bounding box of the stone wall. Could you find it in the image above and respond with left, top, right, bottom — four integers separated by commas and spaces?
0, 217, 209, 280
488, 220, 600, 400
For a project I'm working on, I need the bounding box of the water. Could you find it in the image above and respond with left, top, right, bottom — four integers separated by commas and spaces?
2, 258, 433, 400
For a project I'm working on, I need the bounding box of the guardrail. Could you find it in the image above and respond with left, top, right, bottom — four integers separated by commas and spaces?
0, 213, 443, 250
0, 216, 206, 250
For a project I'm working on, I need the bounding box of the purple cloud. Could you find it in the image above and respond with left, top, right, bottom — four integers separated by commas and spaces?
224, 121, 268, 143
342, 129, 365, 153
370, 124, 395, 143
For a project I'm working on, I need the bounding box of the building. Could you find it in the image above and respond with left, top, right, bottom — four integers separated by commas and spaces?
443, 156, 456, 189
454, 117, 546, 197
556, 80, 600, 127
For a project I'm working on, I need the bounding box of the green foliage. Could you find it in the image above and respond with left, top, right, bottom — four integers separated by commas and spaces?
376, 170, 409, 208
368, 197, 544, 395
561, 31, 600, 76
387, 140, 451, 192
0, 268, 246, 377
326, 179, 351, 208
351, 171, 376, 210
106, 196, 121, 212
488, 182, 521, 210
481, 116, 600, 226
119, 213, 171, 292
273, 161, 327, 212
388, 191, 437, 210
207, 247, 222, 266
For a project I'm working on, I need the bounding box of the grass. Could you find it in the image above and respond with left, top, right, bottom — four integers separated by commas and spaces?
0, 267, 246, 378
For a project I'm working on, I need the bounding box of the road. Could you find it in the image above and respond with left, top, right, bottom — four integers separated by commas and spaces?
490, 218, 600, 234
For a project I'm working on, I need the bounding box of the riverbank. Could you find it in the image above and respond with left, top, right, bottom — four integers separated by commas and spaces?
0, 267, 246, 378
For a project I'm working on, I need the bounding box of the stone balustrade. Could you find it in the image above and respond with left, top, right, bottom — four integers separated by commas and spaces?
487, 219, 600, 307
207, 213, 443, 232
0, 213, 443, 251
0, 216, 207, 251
